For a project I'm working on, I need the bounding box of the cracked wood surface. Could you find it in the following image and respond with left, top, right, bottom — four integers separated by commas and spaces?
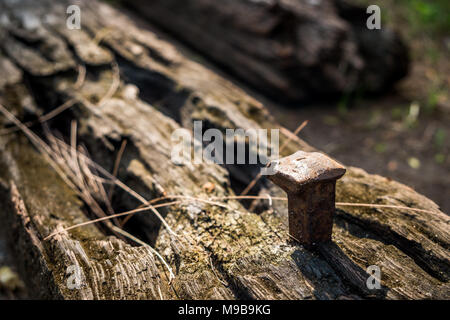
0, 0, 448, 300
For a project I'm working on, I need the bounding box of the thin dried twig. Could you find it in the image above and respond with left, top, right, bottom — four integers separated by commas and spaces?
74, 64, 86, 90
108, 139, 127, 202
212, 195, 438, 215
97, 61, 120, 107
44, 201, 182, 240
120, 195, 230, 227
279, 120, 309, 152
211, 195, 287, 202
0, 99, 77, 135
39, 99, 78, 123
334, 202, 437, 215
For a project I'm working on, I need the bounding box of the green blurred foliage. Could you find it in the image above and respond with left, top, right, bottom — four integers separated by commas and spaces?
406, 0, 450, 35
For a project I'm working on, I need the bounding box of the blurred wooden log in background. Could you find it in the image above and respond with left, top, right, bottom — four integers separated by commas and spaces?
127, 0, 409, 101
0, 0, 448, 300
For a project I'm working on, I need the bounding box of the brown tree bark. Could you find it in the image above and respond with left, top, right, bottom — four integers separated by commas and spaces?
127, 0, 409, 101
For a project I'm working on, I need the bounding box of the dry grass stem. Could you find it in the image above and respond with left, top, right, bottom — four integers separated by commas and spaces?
97, 62, 121, 107
108, 139, 128, 201
0, 99, 77, 136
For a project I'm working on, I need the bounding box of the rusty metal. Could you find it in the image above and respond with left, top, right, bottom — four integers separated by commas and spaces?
268, 151, 346, 247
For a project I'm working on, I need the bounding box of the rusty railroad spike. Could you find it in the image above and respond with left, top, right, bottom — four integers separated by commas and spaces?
268, 150, 346, 248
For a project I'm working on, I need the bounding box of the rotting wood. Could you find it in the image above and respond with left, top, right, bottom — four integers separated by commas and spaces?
0, 0, 448, 300
127, 0, 409, 101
